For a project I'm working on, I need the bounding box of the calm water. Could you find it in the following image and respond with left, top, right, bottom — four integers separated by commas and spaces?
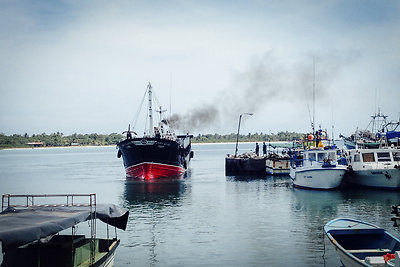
1, 143, 399, 266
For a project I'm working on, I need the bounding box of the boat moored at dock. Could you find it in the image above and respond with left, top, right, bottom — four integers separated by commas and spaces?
340, 109, 400, 149
290, 146, 347, 190
345, 148, 400, 189
266, 152, 290, 175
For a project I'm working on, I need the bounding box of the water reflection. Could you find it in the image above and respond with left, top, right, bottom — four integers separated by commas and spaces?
339, 187, 400, 229
226, 174, 268, 181
291, 189, 347, 266
123, 180, 187, 207
121, 178, 191, 267
291, 187, 400, 266
226, 174, 292, 188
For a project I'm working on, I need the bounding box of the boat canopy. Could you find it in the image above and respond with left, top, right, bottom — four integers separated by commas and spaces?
0, 204, 129, 249
386, 131, 400, 139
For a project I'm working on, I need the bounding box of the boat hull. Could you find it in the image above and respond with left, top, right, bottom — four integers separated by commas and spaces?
126, 162, 185, 180
2, 237, 121, 267
346, 169, 400, 189
291, 167, 346, 190
265, 159, 290, 175
117, 137, 192, 180
96, 239, 119, 267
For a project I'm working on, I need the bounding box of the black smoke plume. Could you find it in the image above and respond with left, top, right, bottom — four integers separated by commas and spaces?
168, 52, 349, 132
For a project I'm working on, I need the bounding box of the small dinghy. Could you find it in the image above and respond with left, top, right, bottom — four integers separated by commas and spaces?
324, 218, 400, 267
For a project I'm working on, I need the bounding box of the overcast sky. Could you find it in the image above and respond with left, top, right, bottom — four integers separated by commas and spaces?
1, 0, 399, 137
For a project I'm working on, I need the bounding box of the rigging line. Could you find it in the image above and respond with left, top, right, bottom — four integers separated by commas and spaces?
131, 87, 148, 131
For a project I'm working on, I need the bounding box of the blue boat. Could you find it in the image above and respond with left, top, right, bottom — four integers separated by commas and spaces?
324, 218, 400, 267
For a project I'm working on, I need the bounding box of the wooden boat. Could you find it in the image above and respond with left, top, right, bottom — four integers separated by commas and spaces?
0, 194, 129, 267
265, 151, 291, 175
324, 218, 400, 267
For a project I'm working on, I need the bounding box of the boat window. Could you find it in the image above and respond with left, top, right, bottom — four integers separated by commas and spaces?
377, 152, 391, 162
328, 152, 336, 160
393, 152, 400, 161
362, 152, 375, 162
308, 153, 316, 162
317, 152, 326, 162
354, 154, 360, 162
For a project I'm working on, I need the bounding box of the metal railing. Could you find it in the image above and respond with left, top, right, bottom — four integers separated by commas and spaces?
1, 193, 97, 265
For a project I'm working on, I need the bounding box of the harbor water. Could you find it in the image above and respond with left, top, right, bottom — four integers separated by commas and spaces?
1, 143, 399, 266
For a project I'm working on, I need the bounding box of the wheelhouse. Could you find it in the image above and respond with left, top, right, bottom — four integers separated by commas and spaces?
350, 150, 400, 164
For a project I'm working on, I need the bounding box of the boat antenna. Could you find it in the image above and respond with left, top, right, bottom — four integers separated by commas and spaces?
156, 105, 167, 121
148, 82, 154, 136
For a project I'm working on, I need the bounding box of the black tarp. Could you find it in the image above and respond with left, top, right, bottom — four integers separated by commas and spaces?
0, 204, 129, 249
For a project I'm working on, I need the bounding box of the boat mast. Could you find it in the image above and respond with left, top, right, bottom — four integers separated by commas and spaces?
148, 82, 153, 136
312, 59, 315, 137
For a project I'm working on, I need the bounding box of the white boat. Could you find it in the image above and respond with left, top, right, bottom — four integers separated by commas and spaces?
265, 153, 290, 175
289, 63, 347, 189
324, 218, 400, 267
0, 193, 129, 267
345, 148, 400, 189
290, 147, 347, 189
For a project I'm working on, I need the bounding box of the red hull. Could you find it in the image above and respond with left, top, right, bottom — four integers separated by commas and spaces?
125, 162, 185, 181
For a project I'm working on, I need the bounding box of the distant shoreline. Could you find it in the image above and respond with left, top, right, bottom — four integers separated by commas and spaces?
1, 141, 300, 151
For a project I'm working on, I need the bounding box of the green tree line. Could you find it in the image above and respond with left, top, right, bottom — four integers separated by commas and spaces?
0, 132, 124, 149
0, 131, 305, 149
192, 131, 305, 143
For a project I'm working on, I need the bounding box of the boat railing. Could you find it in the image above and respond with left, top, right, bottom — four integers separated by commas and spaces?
291, 157, 345, 168
1, 193, 96, 211
1, 193, 97, 265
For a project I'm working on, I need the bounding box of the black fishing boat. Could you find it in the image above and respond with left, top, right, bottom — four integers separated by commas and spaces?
117, 83, 193, 181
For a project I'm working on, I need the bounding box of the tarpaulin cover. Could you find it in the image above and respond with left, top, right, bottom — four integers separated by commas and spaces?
386, 131, 400, 139
0, 204, 129, 249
